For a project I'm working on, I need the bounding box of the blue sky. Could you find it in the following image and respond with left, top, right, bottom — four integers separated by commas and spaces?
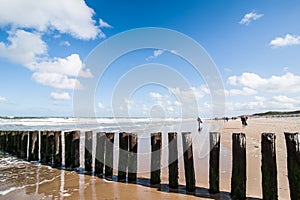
0, 0, 300, 117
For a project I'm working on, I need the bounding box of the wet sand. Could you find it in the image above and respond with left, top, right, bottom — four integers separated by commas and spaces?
0, 117, 298, 199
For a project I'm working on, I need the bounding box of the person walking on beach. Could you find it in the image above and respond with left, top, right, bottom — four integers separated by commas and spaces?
241, 115, 248, 126
197, 117, 203, 131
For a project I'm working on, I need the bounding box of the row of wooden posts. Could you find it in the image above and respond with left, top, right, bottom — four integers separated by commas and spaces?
0, 130, 299, 200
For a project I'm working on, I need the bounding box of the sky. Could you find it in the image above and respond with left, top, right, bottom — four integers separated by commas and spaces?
0, 0, 300, 118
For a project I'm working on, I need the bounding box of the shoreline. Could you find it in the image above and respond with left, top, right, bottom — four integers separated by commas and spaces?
0, 117, 299, 199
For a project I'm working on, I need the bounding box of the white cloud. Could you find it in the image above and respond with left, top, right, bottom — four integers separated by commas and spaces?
60, 41, 71, 47
240, 11, 264, 25
228, 72, 300, 93
225, 87, 257, 96
0, 0, 101, 40
149, 92, 169, 100
28, 54, 93, 78
50, 92, 70, 100
146, 49, 178, 61
32, 72, 83, 90
99, 18, 112, 28
0, 30, 47, 65
227, 95, 300, 113
0, 96, 7, 102
98, 102, 104, 109
269, 34, 300, 48
169, 86, 208, 102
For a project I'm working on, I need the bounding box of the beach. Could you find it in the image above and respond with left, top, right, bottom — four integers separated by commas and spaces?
0, 117, 298, 199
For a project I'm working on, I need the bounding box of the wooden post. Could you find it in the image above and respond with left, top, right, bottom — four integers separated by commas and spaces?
128, 133, 138, 183
29, 131, 39, 161
105, 132, 115, 179
168, 132, 178, 189
40, 131, 48, 164
0, 131, 3, 151
65, 131, 80, 169
72, 131, 80, 169
209, 132, 220, 193
20, 131, 28, 159
261, 133, 278, 200
118, 132, 129, 181
47, 131, 55, 166
4, 131, 8, 152
284, 132, 300, 200
231, 133, 246, 200
16, 131, 22, 157
151, 132, 162, 185
53, 131, 62, 168
7, 131, 12, 154
85, 131, 93, 172
95, 132, 106, 176
182, 132, 195, 192
11, 131, 17, 155
64, 131, 72, 168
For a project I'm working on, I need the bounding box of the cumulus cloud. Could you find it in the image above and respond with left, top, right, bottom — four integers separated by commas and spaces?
0, 96, 7, 102
146, 49, 178, 61
60, 41, 71, 47
269, 34, 300, 48
0, 0, 101, 40
225, 87, 257, 96
28, 54, 93, 78
98, 102, 104, 109
149, 92, 169, 100
169, 85, 209, 102
0, 30, 47, 65
227, 95, 300, 113
50, 92, 70, 100
32, 72, 83, 90
228, 72, 300, 93
240, 11, 264, 25
99, 18, 112, 28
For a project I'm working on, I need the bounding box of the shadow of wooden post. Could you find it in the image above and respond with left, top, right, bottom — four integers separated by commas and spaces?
118, 132, 129, 182
151, 132, 162, 185
95, 132, 106, 176
105, 132, 115, 179
261, 133, 278, 200
182, 132, 195, 193
231, 133, 246, 200
284, 132, 300, 200
128, 133, 138, 183
209, 132, 220, 194
168, 132, 178, 189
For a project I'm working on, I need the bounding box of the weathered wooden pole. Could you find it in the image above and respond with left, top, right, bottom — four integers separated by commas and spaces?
95, 132, 106, 176
40, 131, 48, 164
11, 131, 17, 155
182, 132, 195, 193
72, 131, 80, 169
151, 132, 162, 185
47, 131, 55, 166
3, 131, 8, 152
65, 131, 80, 169
209, 132, 220, 194
0, 131, 3, 151
29, 131, 39, 161
284, 132, 300, 200
168, 132, 178, 189
105, 132, 115, 179
85, 131, 93, 172
53, 131, 62, 168
7, 131, 12, 154
64, 131, 72, 168
261, 133, 278, 200
128, 133, 138, 183
16, 131, 22, 157
231, 133, 246, 200
20, 131, 28, 159
118, 132, 129, 181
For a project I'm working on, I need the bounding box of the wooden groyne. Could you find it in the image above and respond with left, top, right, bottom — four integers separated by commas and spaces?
0, 130, 299, 199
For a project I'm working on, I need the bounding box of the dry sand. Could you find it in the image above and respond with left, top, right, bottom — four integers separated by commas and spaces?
1, 117, 298, 200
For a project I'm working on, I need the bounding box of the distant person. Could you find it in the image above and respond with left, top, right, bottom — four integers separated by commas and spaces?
241, 115, 248, 126
197, 117, 203, 131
